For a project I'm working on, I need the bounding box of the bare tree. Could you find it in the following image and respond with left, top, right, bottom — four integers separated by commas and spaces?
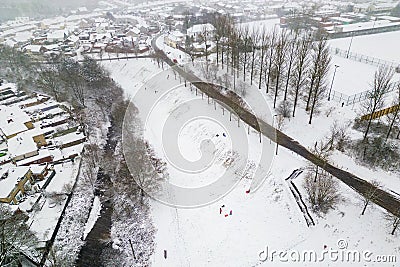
265, 27, 277, 93
0, 206, 40, 266
273, 30, 289, 108
385, 83, 400, 140
308, 140, 331, 183
258, 27, 268, 90
81, 143, 101, 191
303, 171, 340, 214
283, 30, 299, 100
292, 33, 311, 117
307, 35, 331, 124
362, 66, 394, 141
37, 62, 62, 101
58, 58, 87, 108
327, 120, 350, 152
385, 208, 400, 235
122, 105, 161, 205
360, 180, 381, 215
249, 28, 260, 85
240, 24, 251, 82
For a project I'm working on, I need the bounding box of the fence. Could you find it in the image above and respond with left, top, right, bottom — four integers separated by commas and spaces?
330, 47, 399, 69
329, 81, 399, 106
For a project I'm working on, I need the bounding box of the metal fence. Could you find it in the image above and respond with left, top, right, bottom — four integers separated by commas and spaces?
329, 81, 399, 106
330, 47, 399, 69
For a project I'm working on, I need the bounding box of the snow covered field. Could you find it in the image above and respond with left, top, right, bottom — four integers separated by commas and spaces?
239, 18, 281, 32
329, 31, 400, 63
329, 55, 378, 95
104, 56, 400, 266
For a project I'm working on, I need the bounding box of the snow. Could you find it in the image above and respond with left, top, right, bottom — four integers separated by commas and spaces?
329, 31, 400, 63
329, 55, 378, 95
53, 132, 85, 147
83, 196, 102, 240
0, 104, 31, 137
46, 160, 80, 194
239, 18, 282, 33
7, 131, 38, 159
102, 58, 162, 98
29, 197, 68, 241
0, 166, 30, 199
104, 49, 400, 266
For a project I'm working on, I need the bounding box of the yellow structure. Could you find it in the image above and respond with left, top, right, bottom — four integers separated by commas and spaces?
361, 104, 400, 121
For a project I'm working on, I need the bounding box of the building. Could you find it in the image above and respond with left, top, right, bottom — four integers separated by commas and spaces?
164, 31, 184, 48
0, 166, 34, 204
7, 131, 39, 162
0, 105, 33, 139
186, 23, 215, 42
47, 30, 67, 43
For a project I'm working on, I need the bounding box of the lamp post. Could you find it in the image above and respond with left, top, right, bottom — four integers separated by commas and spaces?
346, 33, 354, 58
328, 64, 339, 101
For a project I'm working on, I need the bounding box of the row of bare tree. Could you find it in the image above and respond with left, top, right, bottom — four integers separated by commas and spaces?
202, 14, 331, 124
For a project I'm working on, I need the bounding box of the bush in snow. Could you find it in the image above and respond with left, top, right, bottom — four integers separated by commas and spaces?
303, 171, 340, 214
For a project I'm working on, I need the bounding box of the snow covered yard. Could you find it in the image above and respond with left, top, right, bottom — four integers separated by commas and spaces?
105, 56, 400, 266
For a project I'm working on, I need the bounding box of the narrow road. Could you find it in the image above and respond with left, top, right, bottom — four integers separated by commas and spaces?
151, 37, 400, 217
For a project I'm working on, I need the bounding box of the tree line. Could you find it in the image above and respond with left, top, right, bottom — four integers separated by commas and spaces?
205, 14, 331, 124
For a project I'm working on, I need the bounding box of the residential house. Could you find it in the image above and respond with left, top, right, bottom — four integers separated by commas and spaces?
30, 164, 49, 180
186, 23, 215, 42
47, 30, 67, 43
164, 31, 184, 48
0, 166, 34, 204
0, 105, 33, 139
126, 27, 140, 38
7, 131, 39, 162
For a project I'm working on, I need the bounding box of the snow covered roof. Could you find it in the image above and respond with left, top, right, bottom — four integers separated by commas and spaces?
0, 166, 31, 199
3, 38, 17, 47
29, 164, 48, 175
23, 44, 43, 53
0, 105, 31, 137
53, 132, 85, 146
47, 30, 67, 40
129, 27, 140, 35
78, 7, 88, 13
14, 31, 33, 43
16, 149, 51, 166
187, 23, 215, 34
7, 130, 40, 159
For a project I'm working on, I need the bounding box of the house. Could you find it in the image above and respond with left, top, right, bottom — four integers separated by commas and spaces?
126, 27, 140, 38
17, 149, 53, 166
186, 23, 215, 42
47, 30, 67, 43
53, 132, 86, 149
22, 44, 45, 55
164, 31, 184, 48
0, 166, 34, 204
64, 34, 80, 49
0, 105, 33, 139
78, 19, 91, 29
30, 164, 49, 180
7, 131, 39, 162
